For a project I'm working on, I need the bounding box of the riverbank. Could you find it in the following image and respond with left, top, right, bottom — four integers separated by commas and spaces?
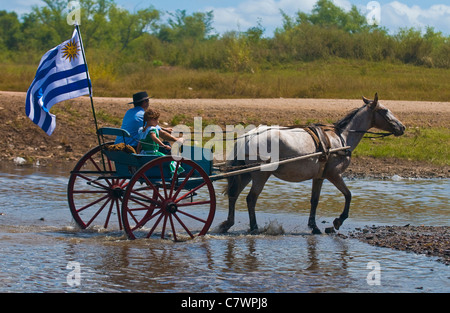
1, 91, 448, 178
349, 225, 450, 266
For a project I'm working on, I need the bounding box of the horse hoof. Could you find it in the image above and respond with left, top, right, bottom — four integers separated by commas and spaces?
249, 226, 259, 235
215, 221, 232, 233
311, 227, 322, 235
325, 227, 335, 234
333, 218, 342, 230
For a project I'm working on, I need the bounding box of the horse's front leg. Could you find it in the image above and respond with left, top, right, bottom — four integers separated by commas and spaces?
327, 174, 352, 230
308, 178, 324, 234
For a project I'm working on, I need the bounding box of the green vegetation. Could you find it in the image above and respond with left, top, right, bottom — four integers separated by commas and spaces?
0, 0, 448, 164
0, 0, 449, 100
354, 128, 450, 166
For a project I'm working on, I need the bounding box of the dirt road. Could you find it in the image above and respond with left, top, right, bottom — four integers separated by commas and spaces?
1, 91, 449, 177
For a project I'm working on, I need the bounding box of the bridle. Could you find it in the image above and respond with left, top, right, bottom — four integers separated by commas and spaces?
347, 129, 394, 139
347, 106, 396, 139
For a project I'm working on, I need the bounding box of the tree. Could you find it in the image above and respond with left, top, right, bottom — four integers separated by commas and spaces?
0, 11, 22, 50
108, 5, 160, 51
297, 0, 373, 33
157, 9, 214, 42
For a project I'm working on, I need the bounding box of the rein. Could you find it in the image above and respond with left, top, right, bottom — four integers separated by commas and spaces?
348, 130, 394, 139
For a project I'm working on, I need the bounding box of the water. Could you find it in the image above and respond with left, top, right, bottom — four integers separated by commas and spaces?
0, 165, 448, 293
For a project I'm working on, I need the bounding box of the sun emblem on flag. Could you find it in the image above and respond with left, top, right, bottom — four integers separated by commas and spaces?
61, 38, 80, 62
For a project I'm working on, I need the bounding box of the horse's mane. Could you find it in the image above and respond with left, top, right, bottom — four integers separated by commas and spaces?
334, 106, 363, 130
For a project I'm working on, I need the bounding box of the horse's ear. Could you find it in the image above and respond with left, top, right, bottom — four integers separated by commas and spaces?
369, 92, 379, 109
362, 96, 370, 105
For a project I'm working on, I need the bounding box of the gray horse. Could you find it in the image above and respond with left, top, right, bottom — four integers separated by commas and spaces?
218, 93, 405, 234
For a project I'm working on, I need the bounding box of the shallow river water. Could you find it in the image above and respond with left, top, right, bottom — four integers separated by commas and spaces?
0, 165, 448, 293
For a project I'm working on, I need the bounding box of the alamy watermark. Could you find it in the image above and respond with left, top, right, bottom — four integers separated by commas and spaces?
366, 261, 381, 286
66, 261, 81, 287
67, 1, 81, 25
170, 117, 280, 171
366, 1, 381, 26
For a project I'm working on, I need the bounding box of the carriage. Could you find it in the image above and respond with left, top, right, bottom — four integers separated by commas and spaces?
67, 94, 404, 240
67, 126, 350, 240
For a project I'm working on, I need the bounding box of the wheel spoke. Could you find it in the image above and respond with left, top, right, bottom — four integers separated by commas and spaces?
169, 160, 181, 198
147, 211, 164, 238
87, 156, 113, 187
176, 200, 212, 207
71, 190, 109, 194
159, 164, 168, 199
176, 209, 207, 224
115, 198, 123, 230
85, 197, 111, 228
142, 175, 165, 202
75, 173, 111, 190
172, 168, 195, 200
77, 195, 109, 213
175, 181, 207, 203
169, 214, 177, 241
172, 213, 194, 239
103, 198, 115, 229
129, 189, 161, 206
161, 214, 168, 239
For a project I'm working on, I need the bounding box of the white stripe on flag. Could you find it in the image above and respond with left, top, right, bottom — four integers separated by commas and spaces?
26, 27, 90, 135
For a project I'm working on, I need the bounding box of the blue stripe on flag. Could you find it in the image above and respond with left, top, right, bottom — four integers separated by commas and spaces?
41, 109, 54, 135
44, 79, 90, 108
34, 60, 56, 83
35, 48, 58, 73
32, 64, 87, 112
25, 27, 90, 136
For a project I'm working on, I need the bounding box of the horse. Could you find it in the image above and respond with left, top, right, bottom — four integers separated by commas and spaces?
217, 93, 405, 234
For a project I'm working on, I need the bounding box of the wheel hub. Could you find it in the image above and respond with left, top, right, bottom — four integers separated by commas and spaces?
165, 201, 178, 214
110, 185, 124, 199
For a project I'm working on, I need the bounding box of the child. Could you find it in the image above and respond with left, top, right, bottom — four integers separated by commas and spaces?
137, 109, 172, 155
137, 108, 184, 175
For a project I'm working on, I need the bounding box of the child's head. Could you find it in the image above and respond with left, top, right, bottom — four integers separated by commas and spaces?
143, 108, 160, 126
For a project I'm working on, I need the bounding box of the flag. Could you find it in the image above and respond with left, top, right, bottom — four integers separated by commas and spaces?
25, 27, 90, 135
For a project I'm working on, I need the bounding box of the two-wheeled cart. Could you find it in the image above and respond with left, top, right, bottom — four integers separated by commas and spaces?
68, 127, 349, 240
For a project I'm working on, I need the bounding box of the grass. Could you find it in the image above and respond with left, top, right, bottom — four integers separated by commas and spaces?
353, 127, 450, 166
1, 58, 449, 101
2, 59, 448, 165
173, 126, 449, 166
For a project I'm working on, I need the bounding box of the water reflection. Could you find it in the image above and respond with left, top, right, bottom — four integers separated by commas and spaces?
0, 165, 448, 292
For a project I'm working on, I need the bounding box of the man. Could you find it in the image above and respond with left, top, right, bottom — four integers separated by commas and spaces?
115, 91, 150, 148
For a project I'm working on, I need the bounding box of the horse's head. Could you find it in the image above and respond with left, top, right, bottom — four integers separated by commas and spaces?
363, 93, 405, 136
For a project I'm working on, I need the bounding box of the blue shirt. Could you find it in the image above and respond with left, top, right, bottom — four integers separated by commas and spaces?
115, 106, 145, 147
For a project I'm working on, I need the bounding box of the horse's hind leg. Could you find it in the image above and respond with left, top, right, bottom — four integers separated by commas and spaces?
328, 174, 351, 230
308, 178, 324, 234
217, 173, 251, 233
246, 172, 271, 233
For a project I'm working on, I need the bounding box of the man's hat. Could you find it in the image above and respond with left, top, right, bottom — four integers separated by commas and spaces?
129, 91, 151, 104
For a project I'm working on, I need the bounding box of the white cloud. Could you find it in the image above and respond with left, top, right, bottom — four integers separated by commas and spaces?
207, 0, 450, 36
382, 1, 450, 33
207, 0, 372, 35
207, 0, 318, 35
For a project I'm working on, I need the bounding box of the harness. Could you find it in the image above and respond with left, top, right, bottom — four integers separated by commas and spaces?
303, 124, 349, 179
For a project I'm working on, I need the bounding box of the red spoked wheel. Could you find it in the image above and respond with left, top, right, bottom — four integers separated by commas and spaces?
67, 143, 128, 230
121, 156, 216, 240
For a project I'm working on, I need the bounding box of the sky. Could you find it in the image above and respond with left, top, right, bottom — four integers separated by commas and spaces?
1, 0, 450, 35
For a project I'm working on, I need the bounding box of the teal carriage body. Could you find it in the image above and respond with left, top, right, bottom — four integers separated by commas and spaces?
67, 127, 216, 240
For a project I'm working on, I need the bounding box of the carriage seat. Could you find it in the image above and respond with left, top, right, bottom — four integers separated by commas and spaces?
97, 127, 213, 177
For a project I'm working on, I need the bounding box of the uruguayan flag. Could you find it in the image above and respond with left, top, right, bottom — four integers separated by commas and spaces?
26, 27, 90, 135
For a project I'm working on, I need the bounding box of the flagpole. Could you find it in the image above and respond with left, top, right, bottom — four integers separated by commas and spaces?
74, 24, 107, 171
74, 24, 102, 148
